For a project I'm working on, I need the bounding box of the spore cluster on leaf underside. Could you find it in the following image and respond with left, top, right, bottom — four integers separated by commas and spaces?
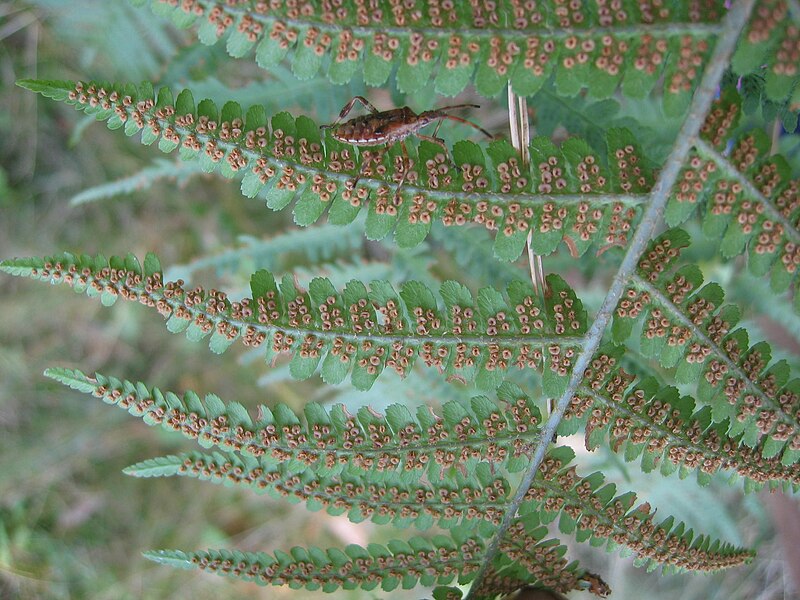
143, 0, 730, 108
3, 250, 587, 392
32, 78, 654, 261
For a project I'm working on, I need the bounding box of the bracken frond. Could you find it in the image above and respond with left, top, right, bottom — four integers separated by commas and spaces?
4, 252, 586, 391
17, 78, 650, 261
666, 88, 800, 307
47, 368, 544, 481
611, 229, 800, 468
563, 347, 800, 492
131, 0, 725, 112
143, 517, 597, 596
516, 446, 754, 573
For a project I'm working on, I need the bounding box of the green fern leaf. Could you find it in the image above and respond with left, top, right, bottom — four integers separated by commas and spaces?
143, 518, 592, 596
612, 229, 800, 465
563, 344, 799, 489
145, 520, 560, 592
130, 0, 725, 108
47, 368, 548, 480
666, 89, 800, 304
122, 455, 183, 478
129, 442, 755, 573
516, 446, 755, 572
127, 450, 513, 531
6, 252, 585, 390
19, 78, 652, 260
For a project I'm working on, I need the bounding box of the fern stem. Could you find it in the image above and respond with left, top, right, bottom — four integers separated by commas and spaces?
465, 1, 757, 595
507, 85, 545, 306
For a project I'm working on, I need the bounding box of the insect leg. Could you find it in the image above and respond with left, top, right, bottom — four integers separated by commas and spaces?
431, 118, 443, 138
416, 133, 448, 154
417, 130, 454, 168
343, 96, 380, 116
321, 96, 380, 130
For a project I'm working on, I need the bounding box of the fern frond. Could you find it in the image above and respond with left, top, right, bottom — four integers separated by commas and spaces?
666, 89, 800, 306
47, 368, 544, 480
69, 158, 204, 205
563, 348, 799, 491
163, 221, 365, 284
730, 0, 800, 102
126, 451, 512, 531
517, 446, 754, 572
612, 229, 800, 467
131, 0, 725, 111
143, 518, 591, 596
17, 78, 650, 260
8, 252, 586, 391
127, 442, 754, 572
51, 363, 756, 572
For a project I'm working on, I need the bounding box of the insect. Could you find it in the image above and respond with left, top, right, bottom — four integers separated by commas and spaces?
321, 96, 493, 198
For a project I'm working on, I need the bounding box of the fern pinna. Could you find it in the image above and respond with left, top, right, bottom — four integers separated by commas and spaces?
15, 78, 647, 261
4, 0, 800, 598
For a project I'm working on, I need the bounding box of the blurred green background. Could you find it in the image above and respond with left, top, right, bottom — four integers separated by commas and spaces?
1, 1, 799, 598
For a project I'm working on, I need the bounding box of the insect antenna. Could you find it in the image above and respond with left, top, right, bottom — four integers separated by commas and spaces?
439, 114, 494, 139
422, 104, 494, 139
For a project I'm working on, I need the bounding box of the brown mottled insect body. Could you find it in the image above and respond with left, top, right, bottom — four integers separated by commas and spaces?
321, 96, 492, 198
329, 107, 420, 146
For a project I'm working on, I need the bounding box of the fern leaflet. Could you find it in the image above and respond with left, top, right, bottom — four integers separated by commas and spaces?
131, 0, 727, 111
4, 252, 586, 391
18, 78, 649, 261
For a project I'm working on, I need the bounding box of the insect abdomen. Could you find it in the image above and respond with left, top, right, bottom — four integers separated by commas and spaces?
331, 109, 417, 146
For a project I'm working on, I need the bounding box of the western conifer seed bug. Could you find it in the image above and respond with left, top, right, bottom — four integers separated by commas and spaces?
321, 96, 493, 199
